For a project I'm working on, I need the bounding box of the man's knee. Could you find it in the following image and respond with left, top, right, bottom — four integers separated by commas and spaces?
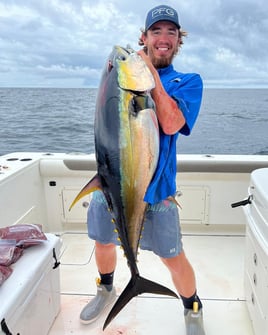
160, 250, 187, 271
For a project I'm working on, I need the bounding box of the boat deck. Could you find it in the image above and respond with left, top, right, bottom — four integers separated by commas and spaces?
49, 227, 254, 335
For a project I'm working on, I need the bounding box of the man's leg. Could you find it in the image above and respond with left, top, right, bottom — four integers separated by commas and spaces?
161, 252, 205, 335
95, 241, 117, 275
80, 242, 117, 324
140, 199, 205, 334
80, 191, 119, 324
161, 251, 196, 298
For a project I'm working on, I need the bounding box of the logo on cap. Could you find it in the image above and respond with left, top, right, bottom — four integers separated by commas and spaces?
151, 7, 176, 19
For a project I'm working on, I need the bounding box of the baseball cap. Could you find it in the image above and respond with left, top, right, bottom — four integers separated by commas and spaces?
145, 5, 181, 31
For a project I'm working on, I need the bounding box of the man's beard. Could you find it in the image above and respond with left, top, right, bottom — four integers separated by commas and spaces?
152, 56, 173, 68
148, 46, 179, 69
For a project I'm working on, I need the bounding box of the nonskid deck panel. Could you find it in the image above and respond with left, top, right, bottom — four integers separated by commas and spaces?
49, 231, 254, 335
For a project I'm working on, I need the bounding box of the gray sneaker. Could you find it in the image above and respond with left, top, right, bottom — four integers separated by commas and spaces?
80, 279, 116, 325
184, 304, 205, 335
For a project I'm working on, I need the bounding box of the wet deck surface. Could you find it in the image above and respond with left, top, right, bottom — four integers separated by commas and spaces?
49, 229, 254, 335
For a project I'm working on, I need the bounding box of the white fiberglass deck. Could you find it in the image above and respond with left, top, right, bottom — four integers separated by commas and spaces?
49, 228, 254, 335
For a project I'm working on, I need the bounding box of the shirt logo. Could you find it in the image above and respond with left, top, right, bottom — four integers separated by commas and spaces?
171, 78, 182, 82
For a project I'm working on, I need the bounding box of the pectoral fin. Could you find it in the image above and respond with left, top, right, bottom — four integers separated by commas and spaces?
69, 174, 101, 211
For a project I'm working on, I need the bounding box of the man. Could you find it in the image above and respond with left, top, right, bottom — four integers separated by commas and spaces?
80, 5, 205, 335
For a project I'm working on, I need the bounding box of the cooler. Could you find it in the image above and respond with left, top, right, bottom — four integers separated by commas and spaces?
243, 168, 268, 335
0, 233, 61, 335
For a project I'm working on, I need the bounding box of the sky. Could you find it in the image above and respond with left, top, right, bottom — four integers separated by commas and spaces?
0, 0, 268, 88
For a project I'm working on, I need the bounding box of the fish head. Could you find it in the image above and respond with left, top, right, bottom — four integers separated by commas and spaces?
115, 45, 155, 92
99, 45, 155, 95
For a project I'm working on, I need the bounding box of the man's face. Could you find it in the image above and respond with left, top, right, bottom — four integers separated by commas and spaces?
143, 21, 180, 68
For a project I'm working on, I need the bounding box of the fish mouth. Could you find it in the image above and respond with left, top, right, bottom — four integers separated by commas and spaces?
115, 44, 136, 56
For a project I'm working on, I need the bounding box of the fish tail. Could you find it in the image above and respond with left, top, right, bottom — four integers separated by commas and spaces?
103, 274, 178, 330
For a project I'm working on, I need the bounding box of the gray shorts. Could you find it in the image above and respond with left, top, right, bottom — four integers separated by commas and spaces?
87, 191, 183, 258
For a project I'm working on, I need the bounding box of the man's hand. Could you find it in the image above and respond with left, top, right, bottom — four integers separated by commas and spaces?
137, 49, 156, 76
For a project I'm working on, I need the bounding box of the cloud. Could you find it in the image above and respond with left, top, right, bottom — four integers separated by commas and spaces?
0, 0, 267, 87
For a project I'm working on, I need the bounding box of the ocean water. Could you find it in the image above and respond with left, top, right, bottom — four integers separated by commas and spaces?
0, 87, 267, 156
